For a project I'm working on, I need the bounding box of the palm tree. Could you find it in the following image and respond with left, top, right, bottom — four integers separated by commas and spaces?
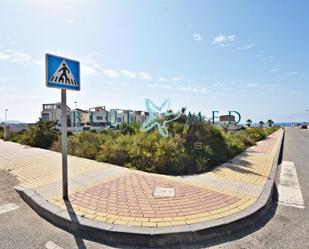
267, 119, 274, 127
246, 119, 252, 127
259, 121, 265, 127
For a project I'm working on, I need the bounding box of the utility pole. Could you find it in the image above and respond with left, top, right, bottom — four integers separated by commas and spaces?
74, 101, 78, 133
5, 109, 8, 125
61, 90, 68, 199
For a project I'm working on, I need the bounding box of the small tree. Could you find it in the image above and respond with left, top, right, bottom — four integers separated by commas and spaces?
246, 119, 252, 127
267, 119, 274, 127
259, 121, 265, 127
15, 120, 58, 149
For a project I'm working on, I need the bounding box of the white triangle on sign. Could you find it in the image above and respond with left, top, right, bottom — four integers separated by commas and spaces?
49, 60, 78, 85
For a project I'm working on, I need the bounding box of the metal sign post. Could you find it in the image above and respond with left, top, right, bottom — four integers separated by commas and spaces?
46, 54, 80, 200
61, 89, 68, 199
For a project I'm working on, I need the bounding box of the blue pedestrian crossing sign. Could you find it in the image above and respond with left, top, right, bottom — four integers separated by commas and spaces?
46, 54, 80, 91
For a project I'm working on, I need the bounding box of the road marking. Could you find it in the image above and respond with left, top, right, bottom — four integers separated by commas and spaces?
45, 241, 64, 249
0, 203, 19, 215
278, 161, 305, 209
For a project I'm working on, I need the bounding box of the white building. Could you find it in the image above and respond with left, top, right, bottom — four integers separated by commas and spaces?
132, 111, 148, 123
41, 103, 149, 129
71, 108, 89, 127
218, 114, 236, 126
41, 103, 71, 126
89, 106, 109, 126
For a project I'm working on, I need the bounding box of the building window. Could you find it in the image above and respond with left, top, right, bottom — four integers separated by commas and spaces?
41, 113, 50, 121
97, 116, 103, 120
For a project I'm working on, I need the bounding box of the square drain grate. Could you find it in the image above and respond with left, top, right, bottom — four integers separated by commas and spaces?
153, 187, 176, 198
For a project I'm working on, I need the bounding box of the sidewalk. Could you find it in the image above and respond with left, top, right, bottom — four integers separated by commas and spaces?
0, 129, 283, 234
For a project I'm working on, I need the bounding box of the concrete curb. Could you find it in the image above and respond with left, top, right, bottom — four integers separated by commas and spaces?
15, 129, 285, 247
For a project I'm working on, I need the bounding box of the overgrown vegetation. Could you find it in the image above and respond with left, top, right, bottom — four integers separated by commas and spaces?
0, 127, 3, 139
9, 120, 58, 149
7, 120, 279, 175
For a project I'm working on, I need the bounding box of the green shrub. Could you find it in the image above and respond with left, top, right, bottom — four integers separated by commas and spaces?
183, 124, 230, 173
0, 127, 3, 139
126, 132, 189, 175
9, 119, 280, 175
120, 123, 135, 135
52, 131, 101, 159
97, 134, 132, 165
10, 120, 58, 149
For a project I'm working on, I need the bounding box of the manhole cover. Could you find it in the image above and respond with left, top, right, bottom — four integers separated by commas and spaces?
153, 187, 175, 198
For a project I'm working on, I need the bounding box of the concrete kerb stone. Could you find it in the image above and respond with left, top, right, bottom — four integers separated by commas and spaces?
14, 129, 284, 247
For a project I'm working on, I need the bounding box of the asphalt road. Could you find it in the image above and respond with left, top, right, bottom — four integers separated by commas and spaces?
0, 127, 308, 249
210, 127, 309, 249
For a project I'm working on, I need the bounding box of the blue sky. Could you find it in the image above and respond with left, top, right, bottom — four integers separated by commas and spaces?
0, 1, 308, 123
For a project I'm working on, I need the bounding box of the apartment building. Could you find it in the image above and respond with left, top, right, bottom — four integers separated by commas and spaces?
41, 103, 149, 129
71, 108, 89, 127
132, 111, 148, 123
89, 106, 109, 126
41, 103, 71, 126
218, 114, 236, 126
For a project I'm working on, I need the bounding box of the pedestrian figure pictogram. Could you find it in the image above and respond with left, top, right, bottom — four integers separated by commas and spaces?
49, 60, 78, 86
58, 63, 70, 83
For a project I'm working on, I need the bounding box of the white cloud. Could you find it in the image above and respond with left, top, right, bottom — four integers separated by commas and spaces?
159, 77, 167, 82
172, 75, 184, 82
212, 34, 236, 47
193, 33, 202, 41
212, 35, 227, 44
77, 55, 100, 75
227, 35, 236, 42
285, 71, 298, 76
103, 69, 120, 78
0, 94, 38, 100
0, 78, 6, 82
238, 44, 254, 50
247, 83, 259, 88
256, 51, 265, 58
121, 70, 136, 79
138, 72, 152, 80
0, 49, 31, 63
147, 82, 207, 93
0, 86, 16, 92
262, 83, 279, 88
66, 19, 76, 24
213, 81, 227, 87
269, 68, 279, 72
34, 59, 44, 67
81, 64, 97, 75
103, 68, 151, 80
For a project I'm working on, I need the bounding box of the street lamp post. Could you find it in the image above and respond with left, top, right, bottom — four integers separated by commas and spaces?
74, 101, 77, 133
5, 109, 8, 125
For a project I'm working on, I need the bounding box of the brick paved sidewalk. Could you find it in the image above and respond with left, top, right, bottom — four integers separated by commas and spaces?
0, 129, 283, 228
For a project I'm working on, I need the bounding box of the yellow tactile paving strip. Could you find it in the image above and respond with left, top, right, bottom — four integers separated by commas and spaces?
0, 129, 283, 228
0, 141, 112, 188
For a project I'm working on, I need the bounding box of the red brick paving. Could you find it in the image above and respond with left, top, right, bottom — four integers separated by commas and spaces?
69, 172, 240, 218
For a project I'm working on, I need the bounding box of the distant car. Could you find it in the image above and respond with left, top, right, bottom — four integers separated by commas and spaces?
300, 124, 308, 129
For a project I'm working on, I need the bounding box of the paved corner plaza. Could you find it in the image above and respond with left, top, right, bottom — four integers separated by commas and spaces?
0, 129, 282, 229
